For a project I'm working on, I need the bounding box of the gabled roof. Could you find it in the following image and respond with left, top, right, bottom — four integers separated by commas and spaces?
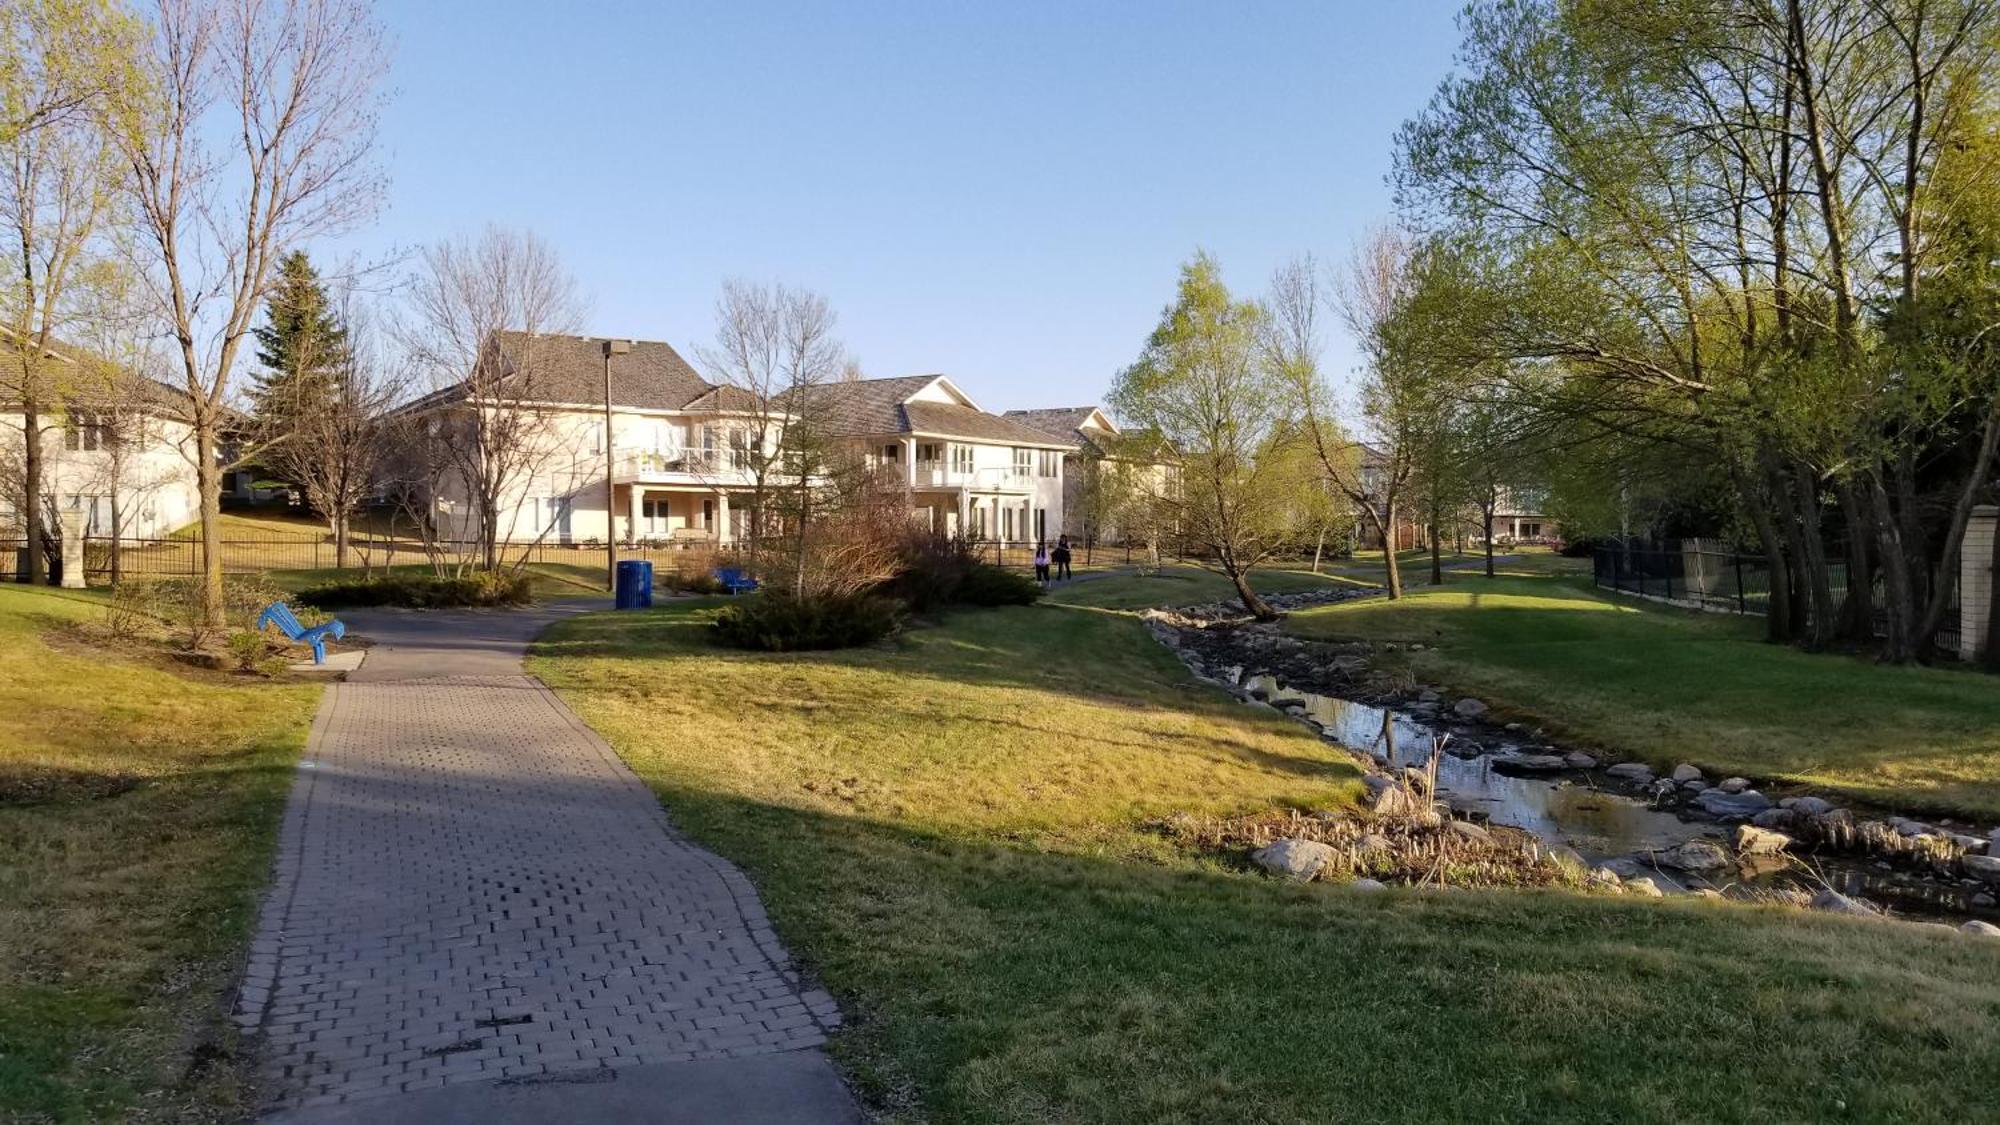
1003, 406, 1121, 454
409, 331, 719, 413
0, 328, 193, 415
806, 375, 1075, 447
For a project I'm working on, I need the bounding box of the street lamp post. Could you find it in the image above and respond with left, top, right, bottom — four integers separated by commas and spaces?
602, 339, 629, 591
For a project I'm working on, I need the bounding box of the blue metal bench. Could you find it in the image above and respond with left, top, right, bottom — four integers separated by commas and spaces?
257, 601, 346, 665
713, 566, 760, 595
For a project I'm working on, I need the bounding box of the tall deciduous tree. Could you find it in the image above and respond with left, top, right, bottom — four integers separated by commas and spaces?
0, 0, 137, 584
1111, 252, 1296, 619
108, 0, 388, 631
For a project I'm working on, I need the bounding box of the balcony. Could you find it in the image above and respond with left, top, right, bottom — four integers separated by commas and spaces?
911, 464, 1036, 493
612, 447, 758, 486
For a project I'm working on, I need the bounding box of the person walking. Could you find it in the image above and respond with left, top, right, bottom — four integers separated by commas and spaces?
1033, 540, 1051, 586
1052, 535, 1073, 582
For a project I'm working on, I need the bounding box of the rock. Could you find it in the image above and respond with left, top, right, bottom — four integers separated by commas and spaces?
1751, 808, 1794, 829
1950, 834, 1986, 853
1545, 845, 1588, 872
1605, 762, 1655, 781
1417, 689, 1441, 703
1253, 838, 1336, 881
1791, 796, 1836, 816
1604, 856, 1649, 879
1809, 890, 1879, 917
1446, 820, 1494, 845
1563, 751, 1599, 770
1271, 697, 1308, 711
1493, 753, 1568, 775
1349, 878, 1389, 892
1893, 819, 1937, 839
1963, 854, 2000, 884
1659, 839, 1731, 872
1961, 920, 2000, 938
1718, 777, 1751, 794
1355, 832, 1395, 857
1695, 789, 1773, 820
1735, 825, 1792, 856
1682, 779, 1709, 792
1453, 697, 1488, 719
1623, 877, 1665, 898
1671, 763, 1703, 783
1973, 892, 1996, 908
1587, 865, 1623, 888
1991, 827, 2000, 852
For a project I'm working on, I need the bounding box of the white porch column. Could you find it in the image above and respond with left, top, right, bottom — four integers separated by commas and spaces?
59, 509, 85, 589
1961, 505, 1997, 661
628, 484, 644, 545
957, 490, 971, 539
905, 436, 918, 486
716, 491, 733, 546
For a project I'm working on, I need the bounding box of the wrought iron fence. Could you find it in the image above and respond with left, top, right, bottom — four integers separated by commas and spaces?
1593, 539, 1961, 658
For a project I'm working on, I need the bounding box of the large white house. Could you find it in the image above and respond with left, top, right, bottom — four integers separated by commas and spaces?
2, 334, 202, 547
400, 332, 1075, 547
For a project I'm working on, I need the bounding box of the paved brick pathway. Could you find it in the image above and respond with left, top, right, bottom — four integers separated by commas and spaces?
237, 604, 853, 1120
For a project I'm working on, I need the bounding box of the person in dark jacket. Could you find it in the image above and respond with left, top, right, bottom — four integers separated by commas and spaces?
1052, 536, 1073, 581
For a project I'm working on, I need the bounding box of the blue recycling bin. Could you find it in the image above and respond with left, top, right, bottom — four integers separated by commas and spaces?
614, 559, 653, 609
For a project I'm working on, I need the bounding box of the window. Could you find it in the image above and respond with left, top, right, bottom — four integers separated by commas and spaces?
1034, 508, 1046, 541
587, 421, 606, 453
1002, 506, 1016, 541
917, 442, 942, 464
951, 444, 974, 474
881, 443, 900, 463
1012, 447, 1032, 475
1037, 450, 1059, 478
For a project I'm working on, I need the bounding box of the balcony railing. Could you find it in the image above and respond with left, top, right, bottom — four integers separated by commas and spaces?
911, 464, 1036, 492
616, 447, 756, 477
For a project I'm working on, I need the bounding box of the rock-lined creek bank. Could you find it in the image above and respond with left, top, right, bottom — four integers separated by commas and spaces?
1141, 589, 2000, 936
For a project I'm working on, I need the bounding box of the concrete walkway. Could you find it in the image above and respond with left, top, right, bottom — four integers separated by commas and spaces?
240, 601, 859, 1123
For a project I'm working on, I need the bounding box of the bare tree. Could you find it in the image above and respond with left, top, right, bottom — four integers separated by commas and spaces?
1277, 232, 1424, 599
394, 226, 583, 570
1, 0, 136, 584
106, 0, 388, 629
693, 280, 847, 566
259, 289, 397, 566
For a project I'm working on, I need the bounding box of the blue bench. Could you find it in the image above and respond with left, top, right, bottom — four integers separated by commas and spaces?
713, 566, 760, 595
257, 601, 346, 664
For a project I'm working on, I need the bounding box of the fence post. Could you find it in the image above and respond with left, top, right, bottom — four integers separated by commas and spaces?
1665, 554, 1675, 602
1734, 554, 1747, 614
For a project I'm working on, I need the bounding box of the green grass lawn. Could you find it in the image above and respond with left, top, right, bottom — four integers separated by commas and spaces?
262, 561, 608, 598
532, 579, 2000, 1123
0, 585, 320, 1120
1285, 573, 2000, 818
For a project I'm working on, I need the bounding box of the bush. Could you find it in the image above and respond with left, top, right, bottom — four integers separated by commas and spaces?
956, 563, 1043, 606
711, 592, 903, 652
889, 533, 980, 613
295, 570, 534, 609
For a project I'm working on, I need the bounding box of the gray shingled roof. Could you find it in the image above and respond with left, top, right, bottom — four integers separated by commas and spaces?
1003, 406, 1117, 454
492, 332, 713, 409
0, 331, 193, 415
801, 376, 1075, 447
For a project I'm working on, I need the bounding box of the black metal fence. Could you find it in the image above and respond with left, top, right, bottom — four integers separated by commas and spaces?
1593, 539, 1961, 658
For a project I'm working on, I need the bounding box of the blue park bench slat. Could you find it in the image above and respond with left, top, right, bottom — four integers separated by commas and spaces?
257, 601, 347, 665
713, 567, 760, 595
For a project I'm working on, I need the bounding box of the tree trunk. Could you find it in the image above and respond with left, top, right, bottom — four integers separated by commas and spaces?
23, 401, 45, 585
1429, 519, 1443, 586
1737, 470, 1792, 643
334, 515, 350, 569
1868, 472, 1918, 662
1312, 528, 1324, 574
1836, 481, 1875, 643
1227, 563, 1276, 620
1482, 494, 1496, 578
1381, 500, 1403, 599
195, 419, 227, 634
1789, 465, 1836, 650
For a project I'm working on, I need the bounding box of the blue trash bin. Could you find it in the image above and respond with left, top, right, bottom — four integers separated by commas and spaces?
614, 559, 653, 609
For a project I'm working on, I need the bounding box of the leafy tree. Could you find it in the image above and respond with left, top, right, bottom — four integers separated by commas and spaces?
1111, 253, 1297, 619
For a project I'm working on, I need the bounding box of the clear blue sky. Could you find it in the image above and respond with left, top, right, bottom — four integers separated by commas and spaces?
327, 1, 1463, 413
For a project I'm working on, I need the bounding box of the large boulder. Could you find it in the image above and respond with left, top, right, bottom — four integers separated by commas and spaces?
1605, 762, 1656, 782
1717, 777, 1752, 794
1961, 920, 2000, 938
1563, 751, 1599, 770
1671, 763, 1704, 783
1809, 890, 1879, 917
1734, 825, 1793, 856
1963, 854, 2000, 884
1659, 839, 1731, 872
1695, 789, 1773, 820
1789, 796, 1836, 816
1453, 697, 1489, 719
1253, 838, 1336, 881
1445, 820, 1493, 845
1623, 877, 1665, 898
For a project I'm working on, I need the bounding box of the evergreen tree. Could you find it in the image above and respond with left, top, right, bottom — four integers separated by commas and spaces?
248, 250, 348, 429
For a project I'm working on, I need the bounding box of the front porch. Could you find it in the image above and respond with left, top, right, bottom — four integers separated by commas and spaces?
910, 489, 1044, 546
618, 483, 745, 546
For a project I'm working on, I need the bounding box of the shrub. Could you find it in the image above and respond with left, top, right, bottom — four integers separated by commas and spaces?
956, 563, 1043, 606
888, 532, 979, 613
711, 592, 903, 652
295, 570, 534, 609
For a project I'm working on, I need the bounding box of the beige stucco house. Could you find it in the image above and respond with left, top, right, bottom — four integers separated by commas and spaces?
397, 332, 1075, 548
2, 334, 202, 546
1002, 405, 1174, 544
